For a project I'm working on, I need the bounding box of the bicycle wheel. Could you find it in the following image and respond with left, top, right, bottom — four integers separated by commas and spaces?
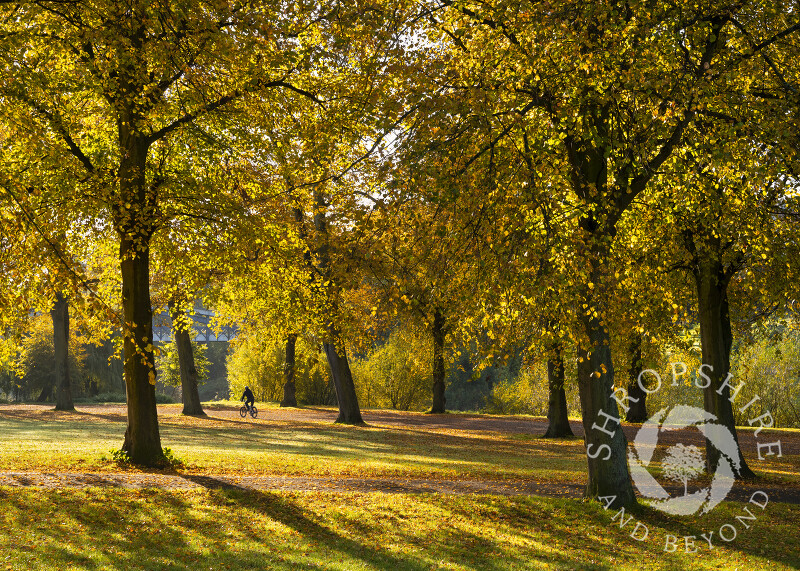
249, 406, 258, 419
239, 406, 247, 418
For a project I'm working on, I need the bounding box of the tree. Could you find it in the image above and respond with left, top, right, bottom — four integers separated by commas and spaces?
424, 0, 799, 507
627, 104, 795, 478
155, 329, 209, 411
354, 195, 495, 415
50, 291, 74, 411
542, 346, 574, 438
209, 1, 430, 423
280, 333, 299, 407
4, 313, 90, 402
0, 1, 345, 464
623, 337, 647, 423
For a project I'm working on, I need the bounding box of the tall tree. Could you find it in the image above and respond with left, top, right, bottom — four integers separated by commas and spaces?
0, 1, 342, 464
423, 0, 797, 506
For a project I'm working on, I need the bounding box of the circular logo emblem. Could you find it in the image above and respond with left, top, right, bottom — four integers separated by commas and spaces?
628, 405, 740, 516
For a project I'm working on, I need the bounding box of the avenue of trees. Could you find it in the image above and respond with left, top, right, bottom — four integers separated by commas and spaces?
1, 1, 799, 510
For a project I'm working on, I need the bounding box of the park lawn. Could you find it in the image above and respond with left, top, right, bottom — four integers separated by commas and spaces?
0, 405, 586, 483
0, 487, 797, 571
0, 403, 797, 488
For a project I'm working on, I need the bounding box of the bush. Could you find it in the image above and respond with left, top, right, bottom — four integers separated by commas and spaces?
731, 329, 800, 428
483, 365, 536, 416
483, 360, 581, 417
227, 335, 285, 403
84, 392, 127, 403
351, 326, 431, 411
227, 334, 334, 406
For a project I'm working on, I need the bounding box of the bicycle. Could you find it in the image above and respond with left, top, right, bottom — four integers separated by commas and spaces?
239, 402, 258, 419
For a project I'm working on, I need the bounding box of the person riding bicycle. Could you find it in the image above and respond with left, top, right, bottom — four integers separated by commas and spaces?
241, 386, 255, 412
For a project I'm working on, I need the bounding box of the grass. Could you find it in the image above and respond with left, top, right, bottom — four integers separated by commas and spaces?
2, 402, 797, 487
0, 404, 587, 482
0, 402, 796, 487
0, 488, 798, 570
1, 402, 798, 569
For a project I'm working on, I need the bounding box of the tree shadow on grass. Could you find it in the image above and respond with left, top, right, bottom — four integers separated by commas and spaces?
181, 476, 614, 571
625, 501, 800, 570
0, 408, 125, 424
0, 484, 425, 571
180, 474, 429, 571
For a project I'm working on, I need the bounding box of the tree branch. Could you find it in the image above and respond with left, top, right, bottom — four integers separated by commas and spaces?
2, 86, 96, 173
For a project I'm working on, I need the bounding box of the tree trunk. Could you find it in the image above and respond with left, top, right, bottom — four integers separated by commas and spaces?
312, 187, 364, 425
543, 345, 573, 438
281, 334, 298, 407
51, 291, 74, 411
577, 248, 636, 508
430, 308, 447, 414
120, 236, 162, 464
323, 333, 364, 424
36, 385, 53, 403
169, 303, 205, 416
695, 261, 755, 479
625, 337, 648, 423
116, 132, 163, 466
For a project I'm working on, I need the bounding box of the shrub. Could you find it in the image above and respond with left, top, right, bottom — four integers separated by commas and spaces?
483, 360, 581, 417
86, 392, 127, 403
227, 335, 285, 403
351, 326, 431, 411
155, 393, 176, 404
227, 334, 334, 405
731, 330, 800, 428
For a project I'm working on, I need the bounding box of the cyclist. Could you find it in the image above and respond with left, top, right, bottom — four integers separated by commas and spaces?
241, 385, 255, 413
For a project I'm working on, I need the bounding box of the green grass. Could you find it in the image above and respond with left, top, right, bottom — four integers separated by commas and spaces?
0, 405, 586, 482
0, 488, 797, 570
1, 404, 799, 569
0, 403, 796, 488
